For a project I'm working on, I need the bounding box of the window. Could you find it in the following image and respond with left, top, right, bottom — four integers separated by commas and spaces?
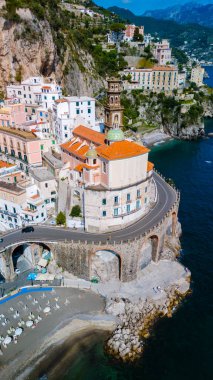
145, 186, 147, 193
45, 199, 50, 204
40, 111, 43, 117
40, 145, 44, 150
44, 96, 47, 100
64, 126, 67, 130
5, 204, 8, 211
102, 162, 106, 173
102, 198, 106, 205
136, 200, 140, 209
76, 101, 79, 106
76, 109, 80, 115
29, 94, 31, 99
137, 189, 141, 198
18, 91, 21, 95
88, 108, 91, 114
52, 96, 55, 100
93, 159, 96, 164
65, 134, 68, 138
45, 183, 48, 188
127, 193, 131, 202
102, 211, 106, 217
51, 191, 56, 195
145, 198, 147, 204
41, 213, 44, 217
88, 101, 91, 106
52, 140, 55, 145
114, 208, 118, 216
114, 196, 118, 205
13, 207, 16, 213
127, 204, 131, 213
15, 218, 17, 223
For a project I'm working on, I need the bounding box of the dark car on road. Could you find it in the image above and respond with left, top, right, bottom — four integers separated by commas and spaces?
22, 226, 34, 233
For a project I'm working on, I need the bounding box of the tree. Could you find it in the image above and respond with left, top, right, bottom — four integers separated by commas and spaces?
70, 205, 81, 217
56, 211, 66, 225
133, 27, 143, 42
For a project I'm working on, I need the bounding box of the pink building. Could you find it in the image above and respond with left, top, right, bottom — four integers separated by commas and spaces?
0, 103, 26, 128
124, 25, 144, 41
0, 126, 54, 171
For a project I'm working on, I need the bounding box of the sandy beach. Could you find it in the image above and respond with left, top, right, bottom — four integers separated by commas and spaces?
0, 287, 115, 380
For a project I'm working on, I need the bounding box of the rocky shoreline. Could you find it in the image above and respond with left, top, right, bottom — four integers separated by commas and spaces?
105, 275, 191, 362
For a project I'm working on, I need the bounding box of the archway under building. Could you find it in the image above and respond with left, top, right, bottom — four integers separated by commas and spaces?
12, 243, 51, 275
90, 250, 121, 282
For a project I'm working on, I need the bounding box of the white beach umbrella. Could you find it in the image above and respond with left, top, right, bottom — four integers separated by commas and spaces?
3, 336, 12, 345
43, 307, 50, 313
15, 328, 22, 336
26, 320, 33, 327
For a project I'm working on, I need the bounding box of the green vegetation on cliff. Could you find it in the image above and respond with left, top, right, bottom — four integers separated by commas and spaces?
2, 0, 126, 78
121, 88, 212, 134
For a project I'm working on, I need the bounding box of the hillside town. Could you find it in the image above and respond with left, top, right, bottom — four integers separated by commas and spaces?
1, 1, 212, 378
0, 32, 206, 233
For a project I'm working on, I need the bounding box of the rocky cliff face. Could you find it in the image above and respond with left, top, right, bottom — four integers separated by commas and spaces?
0, 8, 104, 96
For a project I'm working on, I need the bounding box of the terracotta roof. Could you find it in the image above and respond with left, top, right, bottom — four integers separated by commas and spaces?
42, 86, 51, 89
73, 125, 105, 146
96, 141, 149, 161
61, 139, 89, 159
55, 98, 67, 104
147, 161, 154, 172
0, 161, 14, 169
31, 194, 40, 199
74, 163, 99, 172
0, 126, 37, 140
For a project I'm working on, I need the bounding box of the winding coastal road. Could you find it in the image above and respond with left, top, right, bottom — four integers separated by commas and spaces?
0, 173, 177, 250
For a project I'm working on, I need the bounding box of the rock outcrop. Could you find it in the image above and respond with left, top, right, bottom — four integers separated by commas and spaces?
105, 274, 191, 362
0, 9, 104, 96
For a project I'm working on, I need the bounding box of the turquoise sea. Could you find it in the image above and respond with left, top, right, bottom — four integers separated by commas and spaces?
60, 68, 213, 380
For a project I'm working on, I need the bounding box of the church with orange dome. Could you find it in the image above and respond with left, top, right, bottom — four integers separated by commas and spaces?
60, 79, 156, 232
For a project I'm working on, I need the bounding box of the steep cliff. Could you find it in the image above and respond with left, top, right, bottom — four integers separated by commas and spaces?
0, 3, 104, 96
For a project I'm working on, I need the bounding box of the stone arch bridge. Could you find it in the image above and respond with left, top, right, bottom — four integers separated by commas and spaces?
0, 173, 180, 283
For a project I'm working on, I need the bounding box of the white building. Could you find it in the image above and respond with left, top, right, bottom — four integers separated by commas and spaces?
144, 34, 152, 47
178, 71, 187, 88
6, 76, 62, 110
0, 179, 47, 230
153, 39, 172, 65
53, 96, 96, 143
190, 66, 204, 87
30, 167, 57, 210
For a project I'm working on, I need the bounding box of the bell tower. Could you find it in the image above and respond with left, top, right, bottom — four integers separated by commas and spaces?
104, 78, 124, 133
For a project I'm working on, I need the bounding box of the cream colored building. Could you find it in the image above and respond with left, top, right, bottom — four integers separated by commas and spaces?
190, 66, 204, 87
123, 66, 178, 93
60, 125, 156, 233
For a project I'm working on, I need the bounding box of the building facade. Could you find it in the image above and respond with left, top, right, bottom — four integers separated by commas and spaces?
0, 180, 47, 230
124, 25, 144, 42
190, 66, 204, 87
123, 66, 178, 93
153, 39, 172, 65
6, 76, 62, 110
60, 123, 155, 232
53, 96, 96, 143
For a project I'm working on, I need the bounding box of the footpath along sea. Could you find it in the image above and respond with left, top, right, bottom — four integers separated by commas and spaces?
38, 67, 213, 380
